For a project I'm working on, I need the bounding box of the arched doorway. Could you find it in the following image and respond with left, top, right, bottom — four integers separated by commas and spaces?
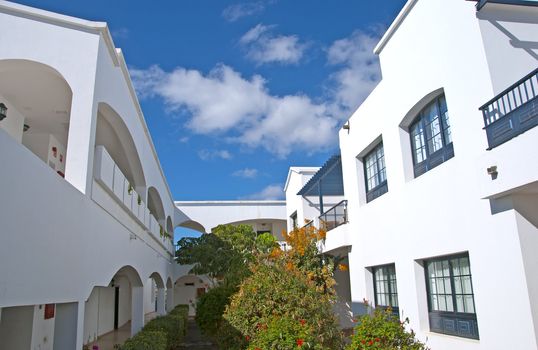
83, 265, 144, 347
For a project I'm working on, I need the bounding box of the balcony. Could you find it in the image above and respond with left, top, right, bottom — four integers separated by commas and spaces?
94, 145, 173, 250
319, 200, 348, 231
475, 0, 538, 11
480, 68, 538, 150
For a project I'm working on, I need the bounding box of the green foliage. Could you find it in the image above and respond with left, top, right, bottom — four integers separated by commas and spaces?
224, 262, 343, 349
175, 224, 257, 281
254, 232, 278, 253
119, 304, 189, 350
247, 316, 322, 350
195, 283, 238, 336
347, 308, 428, 350
119, 330, 167, 350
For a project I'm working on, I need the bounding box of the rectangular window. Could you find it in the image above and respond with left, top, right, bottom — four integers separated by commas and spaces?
410, 94, 454, 178
364, 142, 388, 203
373, 264, 398, 314
425, 253, 479, 339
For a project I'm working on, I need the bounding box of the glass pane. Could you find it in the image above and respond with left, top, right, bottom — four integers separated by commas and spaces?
454, 276, 462, 294
411, 123, 427, 163
462, 276, 472, 294
464, 295, 475, 313
456, 294, 464, 312
431, 294, 439, 311
443, 277, 452, 294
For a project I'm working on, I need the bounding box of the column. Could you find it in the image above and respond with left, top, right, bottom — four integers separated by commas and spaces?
156, 288, 166, 316
131, 286, 144, 336
166, 288, 174, 312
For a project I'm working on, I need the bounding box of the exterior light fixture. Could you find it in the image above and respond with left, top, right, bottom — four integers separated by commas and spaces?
0, 103, 7, 121
23, 124, 30, 132
343, 121, 350, 131
487, 165, 498, 180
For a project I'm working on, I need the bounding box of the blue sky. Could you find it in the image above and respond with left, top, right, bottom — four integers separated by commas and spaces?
16, 0, 407, 201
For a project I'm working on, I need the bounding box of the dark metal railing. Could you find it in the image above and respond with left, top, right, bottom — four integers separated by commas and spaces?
318, 200, 347, 231
480, 68, 538, 149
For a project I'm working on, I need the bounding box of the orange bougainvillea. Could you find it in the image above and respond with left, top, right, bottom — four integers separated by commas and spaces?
282, 225, 326, 257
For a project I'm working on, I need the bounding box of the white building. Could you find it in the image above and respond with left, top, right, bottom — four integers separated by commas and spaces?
0, 2, 198, 349
285, 0, 538, 349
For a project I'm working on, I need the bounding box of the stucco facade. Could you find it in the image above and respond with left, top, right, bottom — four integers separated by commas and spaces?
285, 0, 538, 349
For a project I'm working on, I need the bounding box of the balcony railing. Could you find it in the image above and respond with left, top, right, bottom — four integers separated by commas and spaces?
94, 146, 173, 249
319, 200, 347, 231
480, 68, 538, 149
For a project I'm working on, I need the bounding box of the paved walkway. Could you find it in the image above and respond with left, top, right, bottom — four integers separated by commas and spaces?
177, 318, 218, 350
86, 313, 158, 350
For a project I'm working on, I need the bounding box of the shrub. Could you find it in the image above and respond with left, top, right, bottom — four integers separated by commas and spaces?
224, 263, 343, 349
143, 314, 184, 347
247, 316, 322, 350
347, 308, 429, 350
196, 283, 237, 336
119, 330, 167, 350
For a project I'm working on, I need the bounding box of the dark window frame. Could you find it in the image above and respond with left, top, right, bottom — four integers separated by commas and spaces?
363, 142, 388, 203
424, 253, 479, 340
372, 264, 399, 315
410, 95, 454, 178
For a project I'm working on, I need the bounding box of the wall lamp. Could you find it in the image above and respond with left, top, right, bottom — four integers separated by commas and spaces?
0, 103, 7, 121
342, 121, 350, 131
487, 165, 498, 180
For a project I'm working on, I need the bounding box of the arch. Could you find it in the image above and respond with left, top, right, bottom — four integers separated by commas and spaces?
110, 265, 143, 288
400, 88, 445, 130
95, 102, 147, 199
0, 59, 73, 174
149, 272, 165, 289
166, 277, 173, 289
178, 220, 206, 233
147, 186, 166, 222
166, 216, 173, 234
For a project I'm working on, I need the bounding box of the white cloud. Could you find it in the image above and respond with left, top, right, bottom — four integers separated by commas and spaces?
178, 136, 189, 143
222, 2, 266, 22
232, 168, 258, 178
131, 64, 338, 157
198, 149, 232, 160
242, 184, 283, 200
240, 24, 307, 65
130, 30, 381, 158
327, 30, 382, 111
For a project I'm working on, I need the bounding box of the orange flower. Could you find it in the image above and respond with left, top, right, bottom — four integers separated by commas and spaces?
337, 263, 349, 271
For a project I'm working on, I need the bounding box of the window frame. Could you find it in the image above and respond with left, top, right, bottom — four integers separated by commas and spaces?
363, 142, 388, 203
424, 253, 479, 340
372, 263, 399, 315
410, 95, 454, 178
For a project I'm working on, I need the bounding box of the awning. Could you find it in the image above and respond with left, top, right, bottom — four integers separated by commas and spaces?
297, 154, 344, 197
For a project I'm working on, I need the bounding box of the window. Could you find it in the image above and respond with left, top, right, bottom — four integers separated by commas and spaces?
410, 95, 454, 177
425, 253, 479, 339
290, 211, 298, 229
364, 142, 388, 202
372, 264, 399, 314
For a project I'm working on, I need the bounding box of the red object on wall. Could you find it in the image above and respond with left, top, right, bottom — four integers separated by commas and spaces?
52, 147, 57, 158
44, 304, 55, 319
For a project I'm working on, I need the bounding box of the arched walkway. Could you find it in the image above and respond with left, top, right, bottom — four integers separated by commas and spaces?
95, 102, 147, 199
83, 265, 145, 348
0, 59, 73, 177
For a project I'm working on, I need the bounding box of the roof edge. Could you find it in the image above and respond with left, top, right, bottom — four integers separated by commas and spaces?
373, 0, 418, 55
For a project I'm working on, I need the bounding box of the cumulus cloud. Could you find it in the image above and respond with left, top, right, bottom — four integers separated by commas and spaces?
198, 149, 232, 160
240, 24, 307, 65
222, 2, 266, 22
232, 168, 258, 178
131, 64, 338, 157
327, 30, 382, 111
242, 184, 283, 200
130, 30, 381, 158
